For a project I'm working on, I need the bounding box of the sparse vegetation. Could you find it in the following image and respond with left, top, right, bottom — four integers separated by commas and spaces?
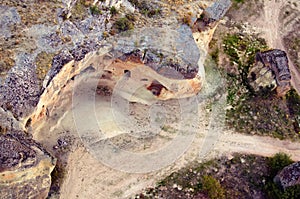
212, 32, 300, 140
135, 153, 300, 198
114, 16, 134, 32
268, 152, 293, 176
35, 51, 55, 85
161, 125, 177, 134
110, 6, 118, 16
71, 0, 90, 20
128, 0, 161, 17
263, 153, 300, 199
202, 175, 226, 199
90, 5, 102, 15
222, 33, 268, 105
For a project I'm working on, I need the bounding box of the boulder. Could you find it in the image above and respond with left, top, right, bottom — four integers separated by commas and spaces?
193, 0, 231, 32
0, 133, 56, 199
274, 161, 300, 189
256, 49, 291, 97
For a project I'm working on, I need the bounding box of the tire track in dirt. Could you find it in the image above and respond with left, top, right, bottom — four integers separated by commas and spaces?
262, 0, 300, 94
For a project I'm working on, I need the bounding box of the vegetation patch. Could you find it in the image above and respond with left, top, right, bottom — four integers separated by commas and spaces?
134, 153, 300, 199
71, 0, 90, 21
113, 16, 134, 32
202, 175, 225, 199
210, 32, 300, 140
128, 0, 161, 17
35, 51, 55, 85
90, 5, 102, 15
264, 153, 300, 199
110, 6, 118, 16
182, 13, 192, 27
0, 49, 15, 75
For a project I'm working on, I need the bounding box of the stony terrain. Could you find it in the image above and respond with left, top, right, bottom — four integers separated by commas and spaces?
0, 0, 300, 198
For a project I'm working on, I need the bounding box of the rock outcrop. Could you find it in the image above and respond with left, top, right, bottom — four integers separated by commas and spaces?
256, 49, 291, 97
0, 54, 40, 118
0, 133, 56, 199
193, 0, 231, 33
274, 161, 300, 189
192, 0, 231, 76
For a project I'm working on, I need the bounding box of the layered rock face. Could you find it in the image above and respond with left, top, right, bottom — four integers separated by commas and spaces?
0, 133, 56, 199
256, 49, 291, 97
274, 161, 300, 189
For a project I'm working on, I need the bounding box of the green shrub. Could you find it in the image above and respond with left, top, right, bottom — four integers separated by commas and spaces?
128, 0, 161, 17
110, 6, 118, 16
268, 152, 293, 176
90, 5, 101, 15
202, 175, 226, 199
114, 17, 134, 32
265, 182, 300, 199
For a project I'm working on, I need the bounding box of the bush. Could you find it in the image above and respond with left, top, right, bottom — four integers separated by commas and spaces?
182, 15, 192, 26
128, 0, 161, 17
202, 175, 226, 199
114, 17, 134, 32
90, 5, 101, 15
110, 6, 118, 16
268, 152, 293, 176
265, 183, 300, 199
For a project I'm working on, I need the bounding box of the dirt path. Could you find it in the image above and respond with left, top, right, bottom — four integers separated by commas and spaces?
260, 0, 300, 94
215, 131, 300, 161
57, 127, 300, 199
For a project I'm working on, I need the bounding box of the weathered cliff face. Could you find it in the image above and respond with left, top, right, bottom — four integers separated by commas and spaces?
0, 133, 56, 199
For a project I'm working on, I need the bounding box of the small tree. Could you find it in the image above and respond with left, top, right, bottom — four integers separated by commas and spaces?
202, 175, 225, 199
268, 152, 293, 176
110, 6, 118, 16
114, 17, 134, 32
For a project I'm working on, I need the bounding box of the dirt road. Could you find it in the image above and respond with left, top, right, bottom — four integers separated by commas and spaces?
260, 0, 300, 94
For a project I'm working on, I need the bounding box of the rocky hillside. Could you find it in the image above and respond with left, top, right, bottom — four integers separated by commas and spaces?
0, 0, 299, 198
